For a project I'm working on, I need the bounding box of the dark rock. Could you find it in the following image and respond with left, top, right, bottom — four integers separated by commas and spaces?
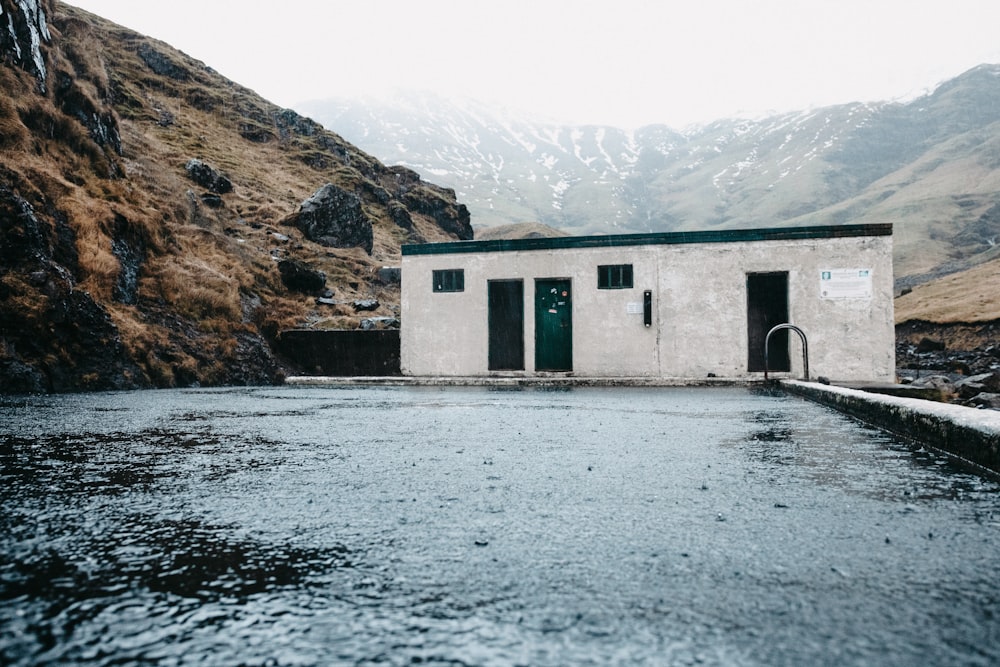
402, 188, 473, 241
964, 392, 1000, 410
1, 266, 148, 393
277, 259, 326, 294
917, 337, 946, 353
0, 0, 51, 90
54, 70, 123, 156
910, 374, 954, 388
240, 291, 262, 324
0, 186, 49, 266
110, 214, 146, 305
388, 201, 414, 230
386, 165, 422, 195
376, 267, 401, 285
137, 43, 189, 80
50, 208, 79, 275
948, 360, 972, 375
360, 317, 399, 330
0, 356, 46, 394
185, 159, 233, 194
362, 183, 392, 205
283, 183, 374, 254
352, 299, 379, 312
955, 380, 988, 400
980, 372, 1000, 392
226, 331, 285, 386
200, 193, 224, 208
272, 108, 319, 139
909, 375, 956, 399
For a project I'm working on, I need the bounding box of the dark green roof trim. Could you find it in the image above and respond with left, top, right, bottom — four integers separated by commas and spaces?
402, 224, 892, 256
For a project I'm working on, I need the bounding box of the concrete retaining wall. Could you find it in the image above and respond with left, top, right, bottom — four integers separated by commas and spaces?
277, 330, 400, 376
783, 380, 1000, 474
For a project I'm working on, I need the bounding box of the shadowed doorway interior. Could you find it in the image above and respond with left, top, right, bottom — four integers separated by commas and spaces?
488, 280, 524, 371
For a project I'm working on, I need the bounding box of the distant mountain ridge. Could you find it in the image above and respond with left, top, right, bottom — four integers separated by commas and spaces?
298, 66, 1000, 284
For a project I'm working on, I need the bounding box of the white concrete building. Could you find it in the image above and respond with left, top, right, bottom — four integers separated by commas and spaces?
400, 224, 895, 382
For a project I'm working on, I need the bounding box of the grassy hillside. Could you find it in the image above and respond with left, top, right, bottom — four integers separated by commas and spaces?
895, 255, 1000, 323
0, 0, 469, 391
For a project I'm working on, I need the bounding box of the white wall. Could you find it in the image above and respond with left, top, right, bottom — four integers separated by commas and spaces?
401, 232, 894, 381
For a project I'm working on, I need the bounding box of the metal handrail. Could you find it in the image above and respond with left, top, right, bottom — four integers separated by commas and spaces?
764, 323, 809, 381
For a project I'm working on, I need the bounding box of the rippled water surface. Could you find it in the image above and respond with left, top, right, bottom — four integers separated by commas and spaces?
1, 385, 999, 666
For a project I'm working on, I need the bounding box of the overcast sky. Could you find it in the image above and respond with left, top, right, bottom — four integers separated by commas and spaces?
66, 0, 1000, 129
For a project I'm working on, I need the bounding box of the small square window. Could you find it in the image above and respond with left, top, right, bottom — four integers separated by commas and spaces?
433, 269, 465, 292
597, 264, 633, 289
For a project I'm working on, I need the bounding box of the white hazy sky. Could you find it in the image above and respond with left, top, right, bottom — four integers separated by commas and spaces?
66, 0, 1000, 129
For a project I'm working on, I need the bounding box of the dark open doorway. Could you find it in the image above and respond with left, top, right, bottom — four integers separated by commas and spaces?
747, 272, 789, 372
488, 280, 524, 371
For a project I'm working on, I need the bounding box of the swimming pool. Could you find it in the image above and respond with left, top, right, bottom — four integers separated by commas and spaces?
1, 386, 998, 665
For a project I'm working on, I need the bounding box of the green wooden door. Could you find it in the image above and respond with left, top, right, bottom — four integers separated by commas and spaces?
534, 279, 572, 371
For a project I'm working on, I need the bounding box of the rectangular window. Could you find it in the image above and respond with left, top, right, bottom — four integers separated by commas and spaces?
433, 269, 465, 293
597, 264, 633, 289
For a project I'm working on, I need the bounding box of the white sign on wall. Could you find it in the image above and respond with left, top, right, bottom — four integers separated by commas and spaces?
820, 269, 872, 299
626, 302, 644, 315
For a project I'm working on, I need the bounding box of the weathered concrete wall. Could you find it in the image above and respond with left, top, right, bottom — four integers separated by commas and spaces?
784, 380, 1000, 474
656, 235, 894, 380
278, 330, 400, 376
401, 227, 894, 381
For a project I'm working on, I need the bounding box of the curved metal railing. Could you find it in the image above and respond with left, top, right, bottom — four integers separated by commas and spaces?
764, 323, 809, 381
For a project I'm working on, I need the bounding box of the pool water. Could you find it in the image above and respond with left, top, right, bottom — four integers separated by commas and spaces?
1, 386, 998, 666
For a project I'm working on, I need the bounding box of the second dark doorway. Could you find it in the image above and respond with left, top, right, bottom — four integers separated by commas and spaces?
747, 272, 790, 372
488, 280, 524, 371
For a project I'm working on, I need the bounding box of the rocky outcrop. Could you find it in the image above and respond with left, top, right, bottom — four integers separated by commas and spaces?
0, 0, 51, 91
185, 158, 233, 194
277, 258, 326, 294
110, 214, 146, 305
384, 166, 472, 241
54, 70, 122, 157
283, 183, 374, 254
136, 43, 188, 81
0, 185, 147, 392
896, 321, 1000, 411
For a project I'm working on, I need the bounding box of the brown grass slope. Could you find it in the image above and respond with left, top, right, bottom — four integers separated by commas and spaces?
0, 0, 470, 392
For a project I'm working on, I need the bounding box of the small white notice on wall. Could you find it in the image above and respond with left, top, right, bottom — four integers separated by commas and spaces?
820, 269, 872, 299
626, 302, 644, 314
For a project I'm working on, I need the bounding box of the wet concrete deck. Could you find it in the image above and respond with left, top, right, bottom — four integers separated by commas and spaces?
287, 375, 1000, 475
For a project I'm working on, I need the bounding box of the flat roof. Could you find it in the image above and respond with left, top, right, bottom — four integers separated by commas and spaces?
402, 223, 892, 256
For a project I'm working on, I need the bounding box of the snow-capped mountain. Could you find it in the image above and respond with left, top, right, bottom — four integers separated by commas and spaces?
298, 65, 1000, 281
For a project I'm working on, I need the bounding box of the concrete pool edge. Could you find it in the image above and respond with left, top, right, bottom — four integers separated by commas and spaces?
284, 375, 762, 388
783, 379, 1000, 475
